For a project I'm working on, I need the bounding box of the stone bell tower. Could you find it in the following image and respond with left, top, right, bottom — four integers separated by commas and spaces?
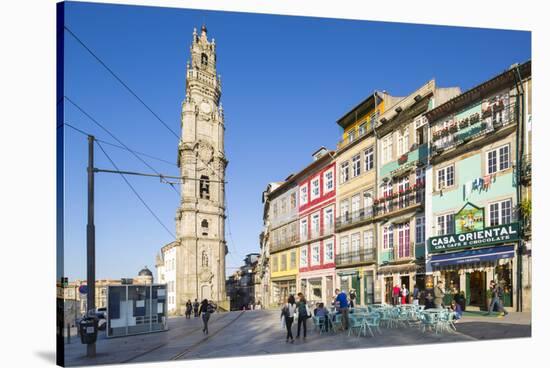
175, 25, 228, 310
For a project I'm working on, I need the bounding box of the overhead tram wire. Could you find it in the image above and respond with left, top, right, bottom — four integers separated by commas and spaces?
64, 122, 177, 167
64, 96, 180, 195
95, 140, 176, 239
63, 25, 180, 140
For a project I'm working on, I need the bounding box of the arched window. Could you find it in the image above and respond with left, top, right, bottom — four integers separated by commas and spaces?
201, 53, 208, 66
201, 251, 209, 267
200, 175, 210, 199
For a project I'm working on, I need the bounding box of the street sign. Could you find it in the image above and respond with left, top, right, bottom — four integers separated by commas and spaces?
79, 285, 88, 294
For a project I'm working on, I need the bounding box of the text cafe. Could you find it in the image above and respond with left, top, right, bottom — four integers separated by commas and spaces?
427, 203, 520, 311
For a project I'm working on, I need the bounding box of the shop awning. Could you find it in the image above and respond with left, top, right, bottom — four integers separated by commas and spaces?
337, 270, 359, 277
271, 275, 297, 282
377, 261, 417, 275
430, 245, 515, 268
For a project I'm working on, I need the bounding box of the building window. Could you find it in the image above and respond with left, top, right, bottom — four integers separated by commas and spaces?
300, 184, 308, 205
290, 192, 297, 209
489, 199, 513, 226
359, 123, 367, 136
290, 251, 296, 269
201, 251, 209, 267
300, 246, 308, 267
324, 206, 334, 234
351, 233, 360, 260
311, 177, 320, 199
201, 219, 209, 236
415, 216, 425, 245
340, 199, 350, 222
280, 253, 287, 271
397, 223, 411, 258
397, 176, 410, 208
340, 236, 349, 255
436, 165, 455, 190
325, 240, 334, 262
201, 53, 208, 66
351, 194, 360, 220
383, 225, 394, 249
311, 213, 320, 237
382, 134, 393, 164
397, 127, 409, 156
324, 169, 334, 193
311, 243, 320, 265
352, 154, 361, 177
437, 214, 455, 235
300, 218, 308, 241
364, 230, 374, 250
281, 197, 287, 214
340, 162, 350, 183
199, 175, 210, 199
363, 190, 373, 217
348, 129, 356, 142
364, 146, 374, 171
272, 255, 279, 272
487, 144, 511, 175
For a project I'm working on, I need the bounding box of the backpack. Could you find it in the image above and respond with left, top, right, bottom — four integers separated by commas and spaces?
298, 303, 308, 317
206, 304, 214, 314
282, 304, 290, 318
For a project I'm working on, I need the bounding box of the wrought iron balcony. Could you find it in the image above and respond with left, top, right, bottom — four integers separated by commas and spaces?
270, 235, 299, 253
335, 207, 375, 230
381, 242, 415, 263
374, 186, 424, 218
337, 123, 375, 151
521, 154, 531, 184
335, 248, 376, 267
431, 102, 516, 153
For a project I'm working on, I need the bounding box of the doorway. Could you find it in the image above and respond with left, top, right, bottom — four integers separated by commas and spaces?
468, 271, 486, 307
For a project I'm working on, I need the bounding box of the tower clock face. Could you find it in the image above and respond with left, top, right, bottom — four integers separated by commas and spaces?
200, 102, 212, 114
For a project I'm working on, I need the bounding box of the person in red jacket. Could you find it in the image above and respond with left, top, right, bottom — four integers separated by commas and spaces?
392, 284, 401, 305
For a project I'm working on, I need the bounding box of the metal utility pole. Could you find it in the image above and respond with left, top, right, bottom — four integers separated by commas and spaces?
87, 135, 96, 357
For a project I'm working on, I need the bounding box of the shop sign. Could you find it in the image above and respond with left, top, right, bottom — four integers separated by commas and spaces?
428, 223, 520, 253
455, 202, 484, 234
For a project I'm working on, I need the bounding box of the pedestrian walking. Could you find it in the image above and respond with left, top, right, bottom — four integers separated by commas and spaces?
281, 295, 297, 343
185, 299, 192, 319
296, 294, 311, 339
486, 280, 508, 317
401, 284, 409, 305
434, 281, 445, 308
412, 284, 420, 306
193, 299, 200, 318
349, 289, 356, 308
199, 299, 214, 334
392, 284, 401, 305
334, 288, 350, 330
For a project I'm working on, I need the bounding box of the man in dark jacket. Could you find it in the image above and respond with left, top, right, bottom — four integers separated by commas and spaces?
487, 280, 508, 316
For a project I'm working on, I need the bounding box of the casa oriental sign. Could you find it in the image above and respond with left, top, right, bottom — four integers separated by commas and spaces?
428, 223, 520, 253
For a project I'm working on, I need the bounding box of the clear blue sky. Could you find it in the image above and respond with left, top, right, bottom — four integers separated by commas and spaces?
62, 1, 531, 281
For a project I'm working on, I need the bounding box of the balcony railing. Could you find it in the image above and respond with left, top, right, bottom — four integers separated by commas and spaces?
521, 154, 532, 183
270, 235, 299, 253
335, 248, 376, 267
374, 186, 424, 217
383, 242, 415, 263
431, 102, 516, 152
336, 207, 375, 230
337, 123, 375, 150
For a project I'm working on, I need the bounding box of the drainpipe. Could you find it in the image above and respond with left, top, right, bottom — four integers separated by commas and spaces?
373, 91, 381, 302
512, 65, 525, 312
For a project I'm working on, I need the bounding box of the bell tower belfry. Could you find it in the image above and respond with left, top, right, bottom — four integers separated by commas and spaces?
175, 25, 227, 310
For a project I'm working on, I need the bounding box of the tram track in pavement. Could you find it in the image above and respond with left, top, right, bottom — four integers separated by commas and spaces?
169, 310, 245, 360
120, 311, 239, 363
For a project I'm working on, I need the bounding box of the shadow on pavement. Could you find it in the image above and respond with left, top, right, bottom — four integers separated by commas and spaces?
455, 322, 531, 340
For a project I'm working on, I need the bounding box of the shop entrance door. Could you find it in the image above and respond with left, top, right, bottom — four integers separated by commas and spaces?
280, 286, 289, 305
468, 271, 486, 307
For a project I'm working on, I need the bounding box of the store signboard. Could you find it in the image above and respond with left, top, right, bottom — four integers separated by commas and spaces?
428, 223, 520, 253
455, 202, 484, 234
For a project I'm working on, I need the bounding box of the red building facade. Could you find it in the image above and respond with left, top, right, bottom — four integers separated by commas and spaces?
297, 158, 337, 306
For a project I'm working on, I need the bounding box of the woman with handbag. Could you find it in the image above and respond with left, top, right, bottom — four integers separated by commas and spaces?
281, 295, 297, 343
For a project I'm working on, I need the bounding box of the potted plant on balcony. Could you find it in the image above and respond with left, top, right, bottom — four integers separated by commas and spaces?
449, 123, 458, 134
493, 101, 505, 112
458, 118, 469, 130
480, 121, 488, 130
398, 154, 408, 165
